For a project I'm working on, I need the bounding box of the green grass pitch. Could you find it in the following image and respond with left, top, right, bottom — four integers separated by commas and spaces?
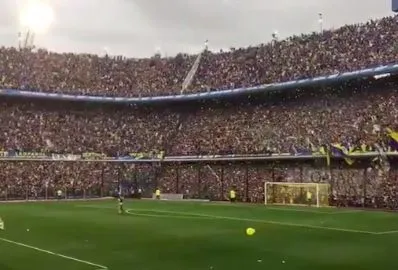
1, 199, 398, 270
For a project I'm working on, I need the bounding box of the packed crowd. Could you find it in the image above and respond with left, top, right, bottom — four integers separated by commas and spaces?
1, 161, 397, 209
0, 162, 105, 200
1, 79, 397, 156
0, 16, 397, 97
0, 100, 178, 156
157, 161, 398, 209
1, 15, 398, 208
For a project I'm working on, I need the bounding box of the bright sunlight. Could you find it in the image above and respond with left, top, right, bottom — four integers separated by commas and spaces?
19, 0, 55, 34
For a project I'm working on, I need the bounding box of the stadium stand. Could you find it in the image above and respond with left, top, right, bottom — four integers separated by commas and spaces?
0, 15, 397, 97
1, 15, 398, 209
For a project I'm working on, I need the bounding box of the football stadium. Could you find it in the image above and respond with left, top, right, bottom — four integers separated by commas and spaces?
2, 0, 398, 269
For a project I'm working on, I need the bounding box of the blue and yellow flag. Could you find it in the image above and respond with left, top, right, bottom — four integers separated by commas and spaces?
386, 128, 398, 151
330, 143, 355, 165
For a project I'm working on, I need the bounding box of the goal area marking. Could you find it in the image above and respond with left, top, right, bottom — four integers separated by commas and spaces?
0, 237, 108, 270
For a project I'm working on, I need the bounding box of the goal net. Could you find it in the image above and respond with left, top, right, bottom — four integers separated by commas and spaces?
264, 182, 330, 207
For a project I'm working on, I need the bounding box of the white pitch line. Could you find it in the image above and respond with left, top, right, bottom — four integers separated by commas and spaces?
374, 230, 398, 235
77, 205, 115, 209
264, 206, 334, 214
239, 206, 364, 215
124, 209, 377, 235
78, 204, 383, 235
327, 209, 364, 215
77, 204, 358, 215
205, 203, 331, 213
0, 237, 108, 269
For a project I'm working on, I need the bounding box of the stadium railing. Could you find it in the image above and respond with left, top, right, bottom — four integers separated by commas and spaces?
0, 62, 396, 104
1, 149, 398, 162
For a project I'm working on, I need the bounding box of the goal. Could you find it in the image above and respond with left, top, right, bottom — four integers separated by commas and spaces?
264, 182, 330, 207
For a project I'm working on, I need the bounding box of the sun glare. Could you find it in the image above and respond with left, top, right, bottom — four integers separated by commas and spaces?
19, 0, 55, 34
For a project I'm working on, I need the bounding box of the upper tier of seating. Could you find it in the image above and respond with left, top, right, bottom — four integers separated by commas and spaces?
0, 16, 397, 97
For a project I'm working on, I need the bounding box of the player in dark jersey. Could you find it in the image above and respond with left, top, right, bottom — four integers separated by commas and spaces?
118, 196, 125, 214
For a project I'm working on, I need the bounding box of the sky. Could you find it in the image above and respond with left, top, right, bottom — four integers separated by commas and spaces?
0, 0, 394, 58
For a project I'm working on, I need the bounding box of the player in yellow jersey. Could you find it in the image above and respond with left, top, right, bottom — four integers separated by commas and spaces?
155, 188, 161, 200
229, 189, 236, 203
306, 190, 313, 206
0, 216, 4, 230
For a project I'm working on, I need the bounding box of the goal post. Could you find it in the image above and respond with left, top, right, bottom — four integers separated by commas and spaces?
264, 182, 330, 207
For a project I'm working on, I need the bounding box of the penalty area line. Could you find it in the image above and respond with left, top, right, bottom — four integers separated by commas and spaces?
125, 209, 377, 235
0, 237, 108, 269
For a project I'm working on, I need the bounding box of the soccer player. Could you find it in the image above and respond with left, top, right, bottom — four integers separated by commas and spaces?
229, 188, 236, 203
306, 190, 313, 206
57, 189, 63, 200
281, 186, 287, 204
118, 196, 125, 214
155, 188, 160, 200
0, 217, 4, 230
